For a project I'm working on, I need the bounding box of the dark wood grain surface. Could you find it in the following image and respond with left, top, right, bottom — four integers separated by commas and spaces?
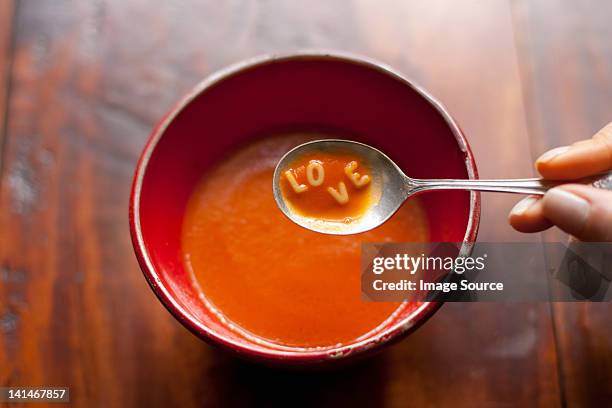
0, 0, 15, 392
0, 1, 609, 407
0, 0, 14, 158
512, 0, 612, 405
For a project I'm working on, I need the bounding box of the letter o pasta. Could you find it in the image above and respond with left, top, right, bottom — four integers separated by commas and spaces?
306, 161, 325, 186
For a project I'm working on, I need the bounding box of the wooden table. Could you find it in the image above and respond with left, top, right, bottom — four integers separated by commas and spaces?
0, 1, 610, 406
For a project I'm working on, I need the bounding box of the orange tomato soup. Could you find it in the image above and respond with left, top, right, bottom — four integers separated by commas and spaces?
280, 153, 375, 223
182, 135, 429, 348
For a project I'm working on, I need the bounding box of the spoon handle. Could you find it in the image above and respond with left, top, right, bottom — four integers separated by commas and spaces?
411, 171, 612, 195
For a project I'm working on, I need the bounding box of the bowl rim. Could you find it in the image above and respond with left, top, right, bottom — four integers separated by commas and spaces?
129, 50, 481, 364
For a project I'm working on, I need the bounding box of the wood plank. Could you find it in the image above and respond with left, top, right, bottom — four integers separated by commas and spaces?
0, 1, 560, 406
511, 0, 612, 405
354, 1, 559, 405
0, 0, 14, 155
0, 0, 15, 387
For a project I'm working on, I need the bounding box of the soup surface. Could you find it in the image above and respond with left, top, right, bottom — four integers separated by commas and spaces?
182, 134, 429, 348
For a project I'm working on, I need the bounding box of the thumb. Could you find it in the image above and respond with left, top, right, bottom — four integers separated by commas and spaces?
542, 184, 612, 241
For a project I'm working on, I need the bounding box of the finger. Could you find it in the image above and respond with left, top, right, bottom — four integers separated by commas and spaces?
541, 184, 612, 241
536, 121, 612, 179
508, 195, 554, 233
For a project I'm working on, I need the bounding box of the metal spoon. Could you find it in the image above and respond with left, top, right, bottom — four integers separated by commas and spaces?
273, 139, 612, 235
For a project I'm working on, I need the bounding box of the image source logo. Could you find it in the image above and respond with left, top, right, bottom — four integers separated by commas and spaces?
361, 242, 612, 302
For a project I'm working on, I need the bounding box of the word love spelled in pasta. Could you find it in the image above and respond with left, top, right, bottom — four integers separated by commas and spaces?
284, 160, 371, 205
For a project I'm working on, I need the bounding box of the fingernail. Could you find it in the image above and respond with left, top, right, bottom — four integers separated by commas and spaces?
510, 196, 539, 216
537, 146, 571, 163
543, 189, 590, 230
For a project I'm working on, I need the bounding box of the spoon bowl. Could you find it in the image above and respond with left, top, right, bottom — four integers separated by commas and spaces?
273, 139, 410, 235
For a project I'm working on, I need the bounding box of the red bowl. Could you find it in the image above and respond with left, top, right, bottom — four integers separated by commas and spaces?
129, 52, 480, 367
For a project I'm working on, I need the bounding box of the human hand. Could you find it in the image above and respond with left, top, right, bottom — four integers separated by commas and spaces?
508, 122, 612, 241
